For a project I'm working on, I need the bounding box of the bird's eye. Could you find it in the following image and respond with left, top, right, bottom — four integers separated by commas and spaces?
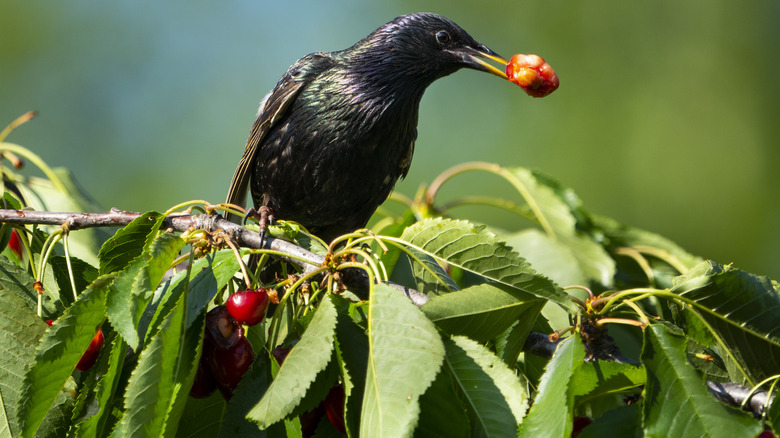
435, 30, 451, 45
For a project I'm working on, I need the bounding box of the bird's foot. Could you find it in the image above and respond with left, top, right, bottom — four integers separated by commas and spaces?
246, 206, 275, 243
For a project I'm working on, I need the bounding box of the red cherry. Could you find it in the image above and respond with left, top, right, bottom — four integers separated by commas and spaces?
226, 289, 269, 326
45, 320, 54, 326
205, 335, 254, 399
205, 306, 243, 349
505, 53, 559, 98
299, 405, 326, 438
189, 360, 218, 398
323, 384, 346, 434
571, 416, 593, 438
76, 329, 104, 371
273, 345, 291, 365
7, 230, 23, 258
757, 431, 775, 438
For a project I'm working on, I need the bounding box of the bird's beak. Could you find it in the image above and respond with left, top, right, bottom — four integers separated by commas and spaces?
453, 45, 509, 79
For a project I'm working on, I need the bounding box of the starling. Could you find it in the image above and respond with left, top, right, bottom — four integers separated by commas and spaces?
226, 13, 511, 242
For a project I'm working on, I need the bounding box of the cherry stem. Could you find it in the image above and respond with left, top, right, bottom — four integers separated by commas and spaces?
223, 236, 252, 290
0, 111, 37, 143
267, 265, 329, 350
620, 299, 651, 326
426, 162, 556, 239
594, 317, 646, 328
740, 375, 780, 415
61, 230, 79, 301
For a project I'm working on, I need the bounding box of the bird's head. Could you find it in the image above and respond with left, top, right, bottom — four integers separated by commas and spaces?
349, 13, 508, 90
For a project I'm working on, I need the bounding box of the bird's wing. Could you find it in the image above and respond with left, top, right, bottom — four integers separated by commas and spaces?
225, 77, 307, 221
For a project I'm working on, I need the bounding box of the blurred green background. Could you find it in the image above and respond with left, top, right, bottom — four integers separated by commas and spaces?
2, 1, 778, 279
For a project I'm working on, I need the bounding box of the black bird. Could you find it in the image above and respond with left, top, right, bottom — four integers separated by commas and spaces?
226, 13, 510, 242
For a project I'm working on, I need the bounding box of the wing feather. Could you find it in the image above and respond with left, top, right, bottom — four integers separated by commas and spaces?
224, 78, 306, 221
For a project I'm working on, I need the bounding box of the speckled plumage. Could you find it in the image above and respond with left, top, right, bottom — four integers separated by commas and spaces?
226, 13, 507, 241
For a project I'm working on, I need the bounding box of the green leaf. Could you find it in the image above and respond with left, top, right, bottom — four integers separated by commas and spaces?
145, 249, 241, 345
0, 292, 49, 437
116, 281, 188, 437
518, 336, 586, 438
175, 394, 226, 438
403, 244, 460, 296
360, 283, 445, 437
164, 304, 211, 437
49, 255, 98, 305
421, 283, 544, 343
671, 261, 780, 382
501, 167, 615, 287
332, 297, 370, 437
105, 232, 184, 349
0, 256, 60, 320
501, 229, 589, 287
220, 355, 273, 438
570, 360, 645, 403
402, 217, 574, 311
247, 294, 338, 428
445, 336, 529, 437
641, 324, 761, 437
414, 367, 470, 438
19, 273, 114, 438
71, 332, 128, 437
493, 300, 546, 365
98, 211, 162, 275
578, 405, 640, 438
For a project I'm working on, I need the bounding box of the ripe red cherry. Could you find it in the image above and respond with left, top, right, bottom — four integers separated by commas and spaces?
505, 53, 559, 98
45, 320, 54, 326
76, 329, 104, 371
323, 384, 346, 434
226, 289, 269, 326
7, 230, 23, 258
205, 335, 254, 399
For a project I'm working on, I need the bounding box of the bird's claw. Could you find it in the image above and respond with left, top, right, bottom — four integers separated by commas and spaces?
246, 206, 275, 245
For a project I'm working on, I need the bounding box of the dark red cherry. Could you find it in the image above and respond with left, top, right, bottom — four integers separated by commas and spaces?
324, 384, 346, 434
571, 416, 593, 438
206, 336, 254, 399
189, 359, 218, 399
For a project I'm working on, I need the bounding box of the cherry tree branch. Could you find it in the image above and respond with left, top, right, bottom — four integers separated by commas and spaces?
0, 208, 427, 304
